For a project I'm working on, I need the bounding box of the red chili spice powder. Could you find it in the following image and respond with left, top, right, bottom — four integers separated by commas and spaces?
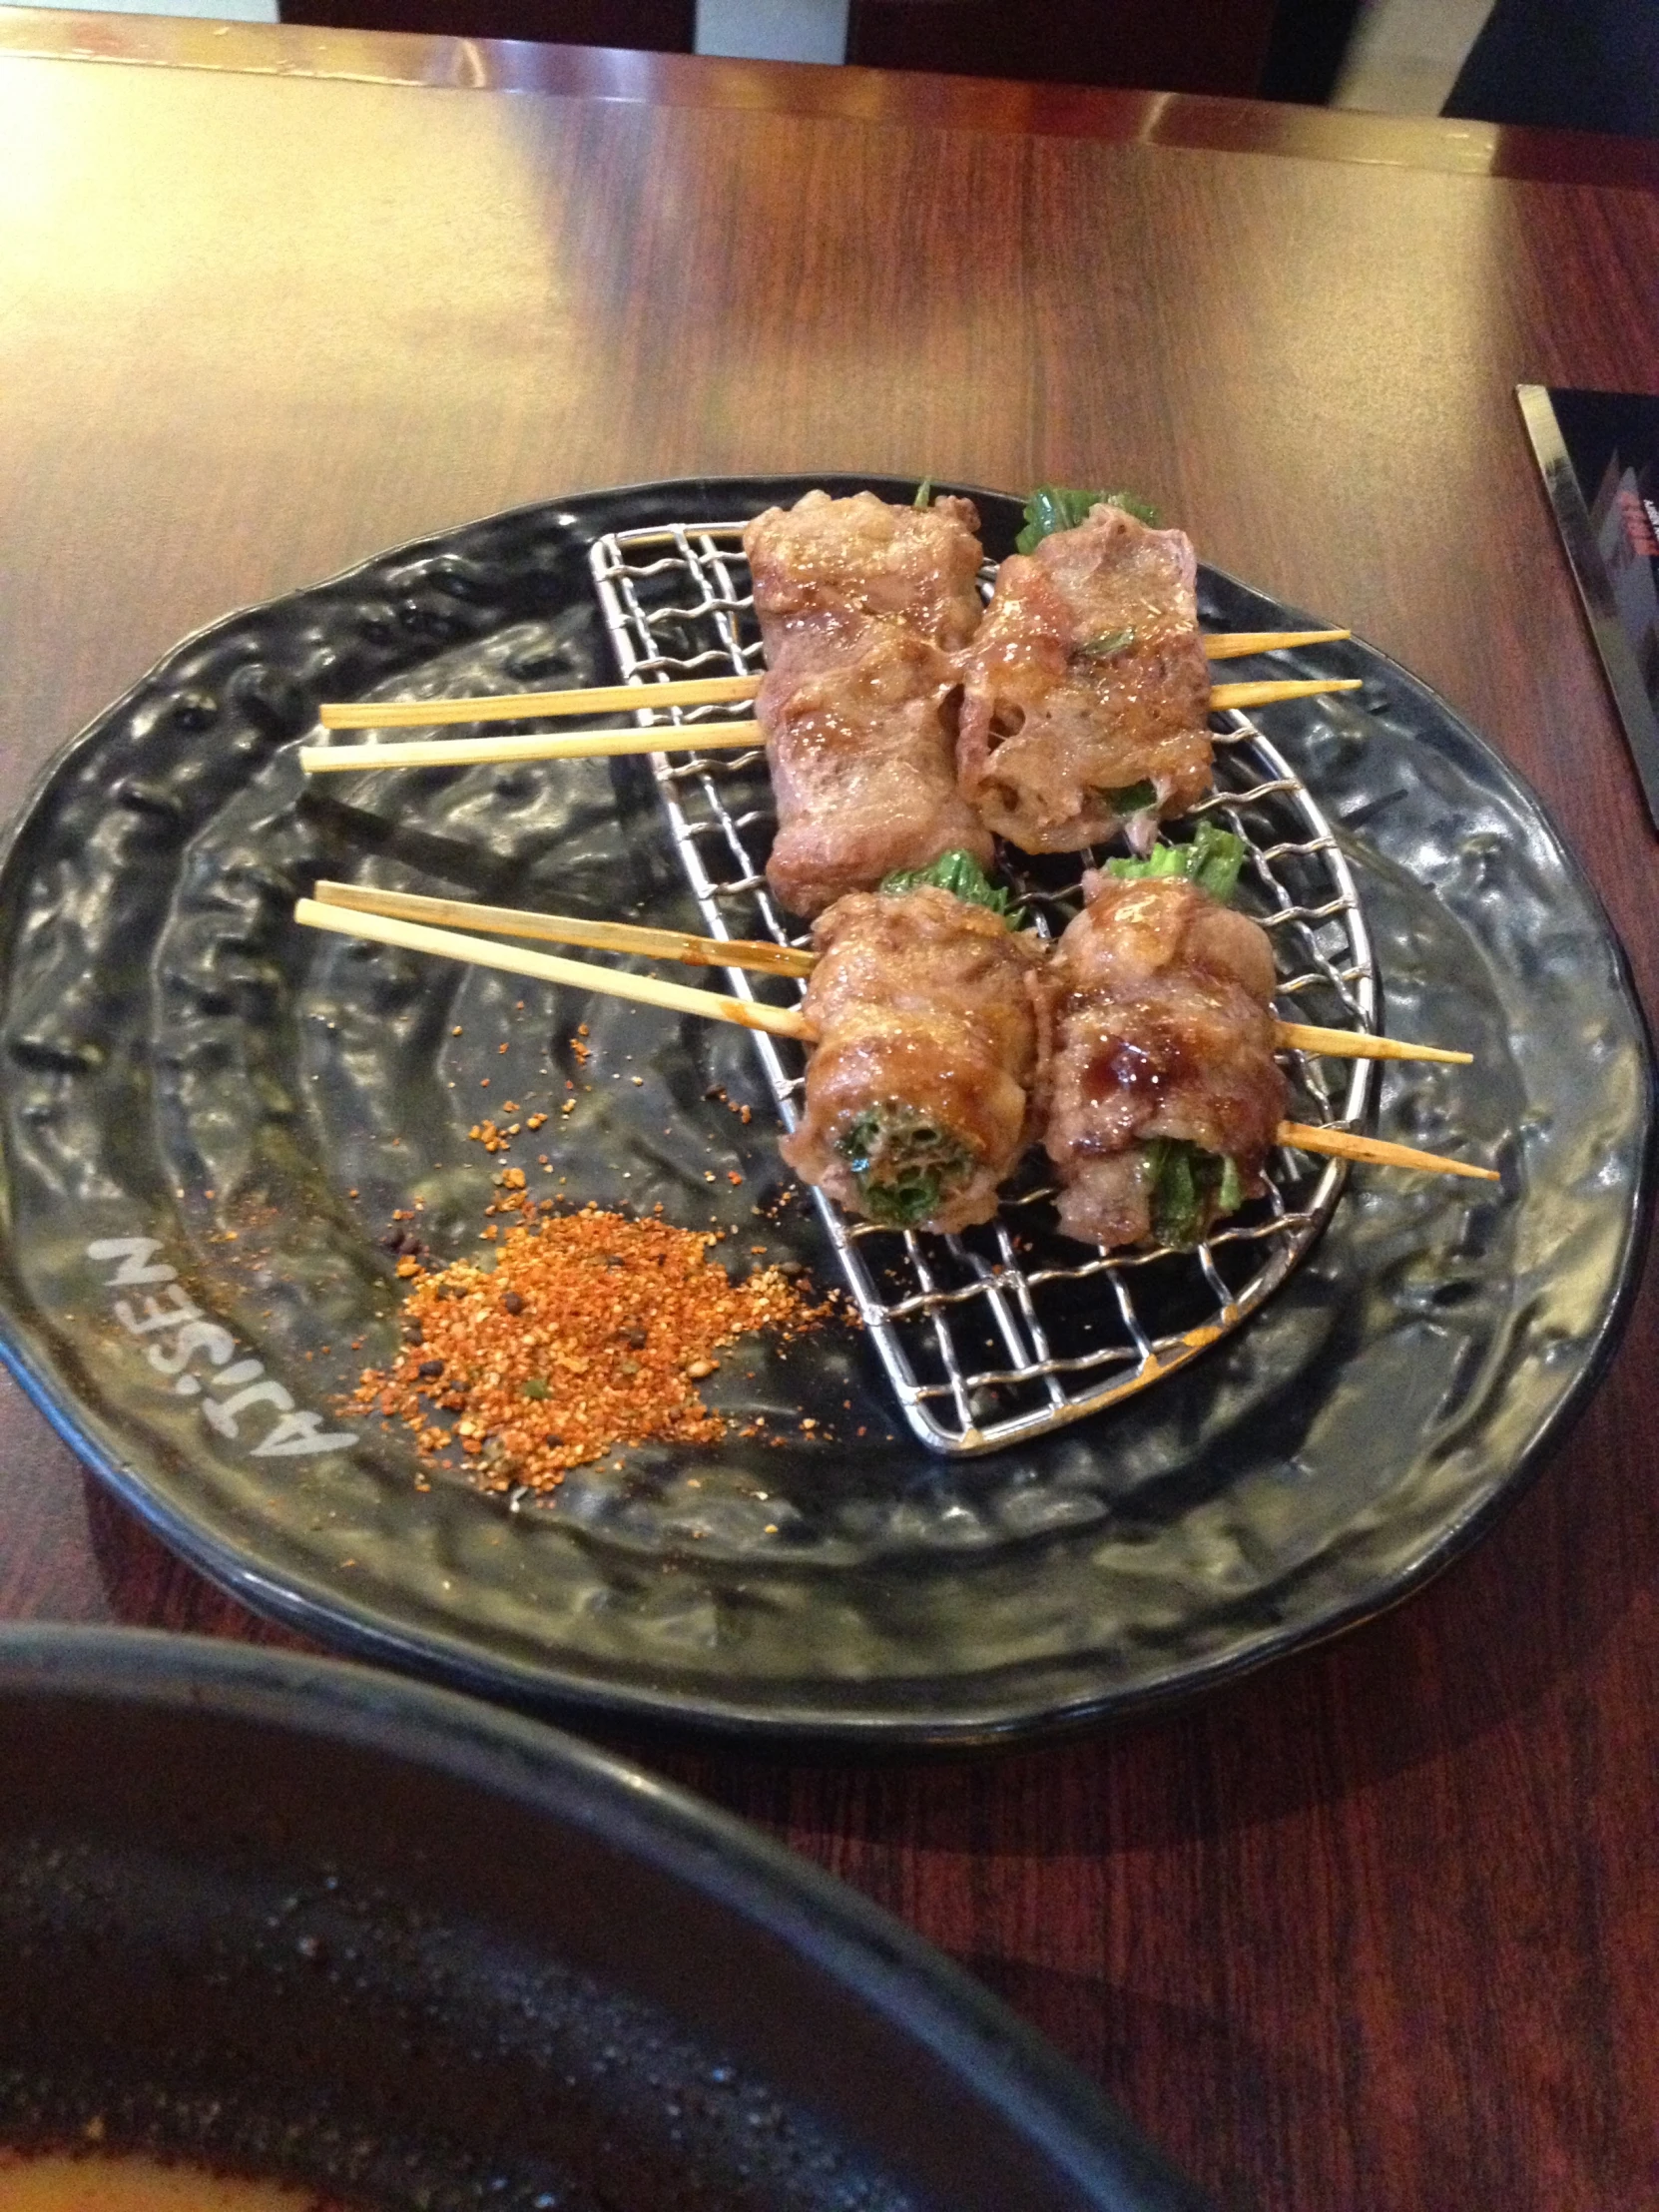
352, 1203, 828, 1493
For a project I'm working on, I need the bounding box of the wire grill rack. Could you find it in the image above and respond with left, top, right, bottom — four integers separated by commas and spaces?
589, 521, 1379, 1456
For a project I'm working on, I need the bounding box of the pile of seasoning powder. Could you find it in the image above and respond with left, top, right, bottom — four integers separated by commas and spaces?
353, 1202, 830, 1493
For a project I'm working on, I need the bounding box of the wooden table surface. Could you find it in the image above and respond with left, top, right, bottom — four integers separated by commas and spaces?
2, 19, 1657, 2207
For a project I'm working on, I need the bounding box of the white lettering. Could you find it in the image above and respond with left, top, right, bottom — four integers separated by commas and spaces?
209, 1359, 266, 1391
145, 1320, 237, 1378
253, 1409, 360, 1458
114, 1286, 203, 1336
89, 1233, 355, 1461
88, 1236, 178, 1288
203, 1378, 294, 1437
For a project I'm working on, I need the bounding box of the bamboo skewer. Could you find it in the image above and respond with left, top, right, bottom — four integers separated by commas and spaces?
294, 897, 1495, 1184
298, 722, 762, 774
1272, 1019, 1471, 1067
311, 882, 1471, 1067
311, 880, 814, 977
298, 681, 1363, 775
1279, 1121, 1499, 1184
1202, 628, 1351, 661
318, 673, 762, 731
1209, 677, 1362, 710
292, 899, 807, 1038
318, 672, 761, 734
312, 633, 1353, 735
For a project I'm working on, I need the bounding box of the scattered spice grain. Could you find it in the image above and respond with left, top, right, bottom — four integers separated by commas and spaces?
352, 1204, 830, 1494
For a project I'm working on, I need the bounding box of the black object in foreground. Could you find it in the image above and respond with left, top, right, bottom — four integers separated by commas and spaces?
0, 1628, 1214, 2212
1517, 384, 1659, 833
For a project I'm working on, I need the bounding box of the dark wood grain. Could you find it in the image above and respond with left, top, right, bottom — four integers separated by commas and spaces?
5, 9, 1659, 187
1, 36, 1657, 2211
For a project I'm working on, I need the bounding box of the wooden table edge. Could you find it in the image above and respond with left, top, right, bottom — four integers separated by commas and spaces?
4, 6, 1658, 188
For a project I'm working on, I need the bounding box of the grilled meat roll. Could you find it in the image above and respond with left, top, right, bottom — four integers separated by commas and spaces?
746, 486, 986, 666
760, 629, 993, 921
781, 882, 1046, 1234
957, 503, 1213, 854
1042, 872, 1286, 1249
744, 490, 993, 916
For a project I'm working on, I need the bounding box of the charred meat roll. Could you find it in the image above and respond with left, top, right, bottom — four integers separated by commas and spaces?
743, 490, 993, 917
1043, 870, 1287, 1250
780, 874, 1045, 1234
957, 502, 1213, 854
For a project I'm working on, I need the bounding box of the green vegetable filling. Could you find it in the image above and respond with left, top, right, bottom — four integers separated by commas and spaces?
913, 477, 934, 507
879, 848, 1021, 923
1015, 484, 1160, 554
1105, 819, 1246, 905
1143, 1139, 1247, 1249
835, 1102, 977, 1230
1103, 779, 1159, 817
1077, 626, 1137, 661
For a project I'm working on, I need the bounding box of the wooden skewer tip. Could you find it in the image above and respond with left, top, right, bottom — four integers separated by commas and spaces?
1273, 1020, 1472, 1066
1209, 676, 1365, 711
1279, 1120, 1500, 1183
1202, 627, 1351, 661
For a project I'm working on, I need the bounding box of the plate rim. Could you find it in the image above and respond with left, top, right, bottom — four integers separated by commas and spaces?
0, 471, 1652, 1749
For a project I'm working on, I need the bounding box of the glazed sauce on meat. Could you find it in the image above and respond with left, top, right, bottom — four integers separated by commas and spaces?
0, 2154, 343, 2212
1074, 999, 1196, 1109
1082, 1036, 1172, 1105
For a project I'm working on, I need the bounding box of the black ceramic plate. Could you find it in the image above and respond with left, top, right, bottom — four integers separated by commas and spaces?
0, 1625, 1210, 2211
0, 476, 1649, 1746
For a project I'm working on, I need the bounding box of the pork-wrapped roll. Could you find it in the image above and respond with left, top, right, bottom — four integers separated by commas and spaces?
1043, 863, 1286, 1250
745, 486, 986, 667
957, 502, 1213, 854
743, 490, 993, 916
761, 630, 992, 920
780, 866, 1045, 1233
